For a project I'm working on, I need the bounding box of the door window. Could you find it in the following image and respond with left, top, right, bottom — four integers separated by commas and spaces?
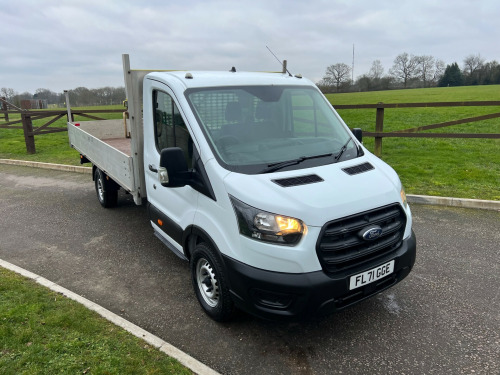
154, 90, 193, 166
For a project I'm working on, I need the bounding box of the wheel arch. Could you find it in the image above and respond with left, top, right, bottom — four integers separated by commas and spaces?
182, 225, 225, 265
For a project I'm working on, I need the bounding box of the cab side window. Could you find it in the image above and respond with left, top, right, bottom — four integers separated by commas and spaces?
154, 90, 193, 166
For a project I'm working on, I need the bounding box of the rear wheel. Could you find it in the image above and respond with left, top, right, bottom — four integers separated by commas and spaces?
191, 243, 234, 322
94, 168, 118, 208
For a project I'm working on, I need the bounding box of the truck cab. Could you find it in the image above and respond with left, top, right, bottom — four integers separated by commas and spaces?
141, 70, 416, 321
68, 55, 416, 321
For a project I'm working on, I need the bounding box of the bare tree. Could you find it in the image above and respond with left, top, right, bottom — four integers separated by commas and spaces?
323, 63, 352, 92
389, 53, 421, 88
34, 88, 60, 105
68, 87, 93, 106
481, 60, 500, 84
463, 54, 485, 84
0, 87, 17, 102
111, 87, 126, 105
463, 54, 485, 76
433, 59, 446, 85
416, 55, 435, 87
369, 60, 384, 79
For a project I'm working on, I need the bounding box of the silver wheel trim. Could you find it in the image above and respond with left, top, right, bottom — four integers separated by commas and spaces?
97, 175, 105, 202
196, 257, 219, 308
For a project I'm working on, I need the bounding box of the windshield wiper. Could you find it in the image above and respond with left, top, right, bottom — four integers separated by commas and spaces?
334, 138, 353, 162
260, 153, 333, 174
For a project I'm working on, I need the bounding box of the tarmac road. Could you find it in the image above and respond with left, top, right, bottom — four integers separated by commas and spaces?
0, 164, 499, 375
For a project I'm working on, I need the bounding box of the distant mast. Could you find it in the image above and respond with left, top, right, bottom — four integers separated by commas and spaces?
352, 44, 355, 84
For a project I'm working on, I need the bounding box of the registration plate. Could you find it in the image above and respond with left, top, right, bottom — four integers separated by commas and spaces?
349, 260, 395, 290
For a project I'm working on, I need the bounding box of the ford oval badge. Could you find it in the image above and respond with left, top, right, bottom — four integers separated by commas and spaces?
361, 226, 382, 241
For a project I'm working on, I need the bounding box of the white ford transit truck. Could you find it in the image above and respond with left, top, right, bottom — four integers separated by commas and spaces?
67, 54, 416, 321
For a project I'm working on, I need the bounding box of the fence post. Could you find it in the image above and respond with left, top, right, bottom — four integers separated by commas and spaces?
1, 97, 8, 122
374, 103, 384, 157
22, 113, 36, 154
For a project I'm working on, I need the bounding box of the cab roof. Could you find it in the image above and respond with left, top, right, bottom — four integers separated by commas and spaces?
145, 70, 314, 90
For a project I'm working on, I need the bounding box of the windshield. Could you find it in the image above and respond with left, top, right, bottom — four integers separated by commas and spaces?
186, 85, 358, 174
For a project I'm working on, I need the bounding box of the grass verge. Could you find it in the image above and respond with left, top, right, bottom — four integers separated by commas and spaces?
0, 267, 191, 375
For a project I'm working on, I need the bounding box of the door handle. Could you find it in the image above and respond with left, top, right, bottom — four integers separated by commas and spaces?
148, 164, 158, 173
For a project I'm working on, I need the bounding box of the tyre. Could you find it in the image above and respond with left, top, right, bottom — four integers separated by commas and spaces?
94, 168, 118, 208
191, 243, 234, 322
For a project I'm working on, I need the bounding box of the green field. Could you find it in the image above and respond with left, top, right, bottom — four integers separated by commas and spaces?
328, 85, 500, 200
1, 87, 499, 200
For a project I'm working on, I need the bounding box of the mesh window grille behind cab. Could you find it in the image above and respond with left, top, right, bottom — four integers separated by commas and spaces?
189, 89, 330, 134
190, 91, 241, 131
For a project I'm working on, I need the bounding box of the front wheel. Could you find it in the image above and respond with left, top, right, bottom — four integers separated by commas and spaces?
190, 243, 234, 322
94, 168, 118, 208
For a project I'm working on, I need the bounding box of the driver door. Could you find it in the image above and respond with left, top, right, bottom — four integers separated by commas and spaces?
144, 86, 198, 252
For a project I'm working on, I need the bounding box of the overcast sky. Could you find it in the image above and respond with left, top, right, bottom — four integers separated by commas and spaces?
1, 0, 499, 94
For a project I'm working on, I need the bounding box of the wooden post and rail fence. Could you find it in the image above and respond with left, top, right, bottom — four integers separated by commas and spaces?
0, 96, 123, 154
335, 101, 500, 156
1, 97, 499, 156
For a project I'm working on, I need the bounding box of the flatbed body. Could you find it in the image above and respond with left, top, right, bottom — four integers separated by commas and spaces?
68, 119, 135, 193
67, 55, 152, 205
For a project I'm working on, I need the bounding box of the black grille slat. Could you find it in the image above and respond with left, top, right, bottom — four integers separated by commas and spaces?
323, 207, 401, 236
342, 162, 374, 176
316, 204, 406, 274
273, 174, 323, 187
322, 233, 402, 263
324, 242, 402, 271
320, 236, 360, 251
383, 220, 404, 235
321, 220, 403, 252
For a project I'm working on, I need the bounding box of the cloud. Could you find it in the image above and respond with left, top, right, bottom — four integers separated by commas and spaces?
0, 0, 498, 93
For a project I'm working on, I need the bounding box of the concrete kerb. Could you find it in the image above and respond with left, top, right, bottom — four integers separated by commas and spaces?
1, 158, 499, 211
0, 259, 220, 375
0, 159, 92, 174
407, 194, 500, 211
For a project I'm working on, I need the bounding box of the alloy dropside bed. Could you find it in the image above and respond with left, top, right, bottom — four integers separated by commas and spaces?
67, 119, 136, 195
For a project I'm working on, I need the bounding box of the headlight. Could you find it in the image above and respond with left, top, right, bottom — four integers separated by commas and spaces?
230, 196, 305, 245
400, 185, 408, 209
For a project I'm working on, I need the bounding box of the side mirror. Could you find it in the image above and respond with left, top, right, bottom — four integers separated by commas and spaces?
352, 128, 363, 143
159, 147, 190, 187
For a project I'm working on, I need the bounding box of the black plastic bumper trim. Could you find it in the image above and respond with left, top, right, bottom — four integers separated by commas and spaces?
223, 230, 416, 320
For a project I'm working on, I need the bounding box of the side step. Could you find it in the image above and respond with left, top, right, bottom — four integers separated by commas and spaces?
153, 228, 188, 261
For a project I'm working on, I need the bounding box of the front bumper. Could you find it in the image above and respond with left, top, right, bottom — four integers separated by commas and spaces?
223, 230, 416, 320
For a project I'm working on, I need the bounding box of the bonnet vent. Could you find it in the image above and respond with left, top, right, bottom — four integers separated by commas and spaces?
342, 162, 374, 176
273, 174, 324, 187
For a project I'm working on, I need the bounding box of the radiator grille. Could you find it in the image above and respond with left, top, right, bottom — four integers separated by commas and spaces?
316, 204, 406, 274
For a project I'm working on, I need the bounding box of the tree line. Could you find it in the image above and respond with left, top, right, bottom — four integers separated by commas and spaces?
318, 53, 500, 93
0, 86, 126, 109
2, 53, 499, 107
